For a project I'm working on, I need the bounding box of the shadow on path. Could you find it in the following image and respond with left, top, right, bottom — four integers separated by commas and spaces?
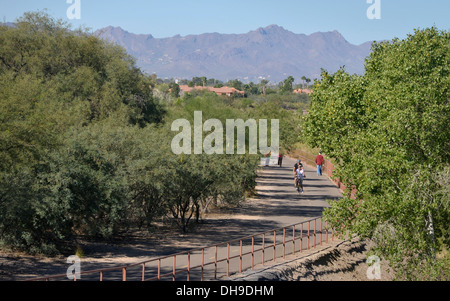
3, 156, 343, 280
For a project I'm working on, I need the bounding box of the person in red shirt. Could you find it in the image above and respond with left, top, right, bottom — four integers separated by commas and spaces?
277, 148, 283, 167
315, 152, 325, 176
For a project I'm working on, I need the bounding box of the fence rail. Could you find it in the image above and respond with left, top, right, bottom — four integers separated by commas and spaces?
27, 216, 333, 281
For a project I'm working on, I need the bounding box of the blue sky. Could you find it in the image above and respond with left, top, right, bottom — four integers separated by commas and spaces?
1, 0, 449, 45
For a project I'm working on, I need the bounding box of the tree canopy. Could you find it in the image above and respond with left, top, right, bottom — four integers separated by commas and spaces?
2, 12, 303, 255
304, 27, 449, 280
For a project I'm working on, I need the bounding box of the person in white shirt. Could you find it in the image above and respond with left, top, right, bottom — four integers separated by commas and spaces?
295, 166, 306, 193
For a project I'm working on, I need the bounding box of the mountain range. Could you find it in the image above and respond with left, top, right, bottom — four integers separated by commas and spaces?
96, 24, 374, 83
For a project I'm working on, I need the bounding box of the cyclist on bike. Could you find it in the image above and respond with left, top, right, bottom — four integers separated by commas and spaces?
295, 165, 306, 193
293, 159, 303, 187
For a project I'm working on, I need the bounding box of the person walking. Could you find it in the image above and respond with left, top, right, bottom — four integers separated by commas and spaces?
277, 148, 283, 167
315, 152, 325, 176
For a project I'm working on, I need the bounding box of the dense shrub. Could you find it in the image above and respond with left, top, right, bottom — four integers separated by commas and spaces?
305, 27, 449, 280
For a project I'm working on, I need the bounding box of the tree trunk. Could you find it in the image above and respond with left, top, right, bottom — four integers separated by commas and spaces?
426, 211, 436, 259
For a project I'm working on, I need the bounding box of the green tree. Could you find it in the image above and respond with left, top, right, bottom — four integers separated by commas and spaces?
251, 100, 301, 151
144, 93, 260, 232
304, 27, 450, 279
226, 79, 244, 91
305, 78, 311, 88
281, 76, 294, 94
0, 12, 167, 254
301, 76, 306, 89
243, 82, 258, 95
170, 82, 181, 98
259, 79, 269, 95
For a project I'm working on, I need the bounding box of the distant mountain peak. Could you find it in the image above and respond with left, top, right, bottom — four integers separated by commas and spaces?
254, 24, 288, 35
96, 25, 373, 82
95, 26, 153, 40
264, 24, 287, 31
102, 25, 126, 33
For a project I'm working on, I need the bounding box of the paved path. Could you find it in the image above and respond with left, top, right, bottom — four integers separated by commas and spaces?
83, 156, 343, 281
234, 156, 343, 228
6, 155, 343, 281
181, 156, 345, 281
100, 156, 344, 281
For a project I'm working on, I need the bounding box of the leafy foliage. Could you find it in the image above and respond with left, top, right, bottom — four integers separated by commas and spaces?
0, 12, 164, 254
0, 12, 273, 254
0, 11, 308, 256
304, 27, 449, 279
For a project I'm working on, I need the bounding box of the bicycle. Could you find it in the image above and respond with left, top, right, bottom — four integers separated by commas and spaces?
295, 177, 304, 194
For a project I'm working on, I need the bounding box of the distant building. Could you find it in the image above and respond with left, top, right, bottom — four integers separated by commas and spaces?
178, 85, 245, 97
293, 88, 312, 95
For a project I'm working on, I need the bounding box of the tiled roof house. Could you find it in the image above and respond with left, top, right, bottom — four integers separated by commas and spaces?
178, 85, 245, 97
293, 88, 312, 95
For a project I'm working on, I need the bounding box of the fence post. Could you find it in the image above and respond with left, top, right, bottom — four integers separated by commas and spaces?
201, 248, 204, 281
172, 255, 176, 281
214, 246, 218, 279
158, 259, 161, 280
187, 251, 190, 281
292, 225, 296, 256
320, 218, 323, 246
262, 233, 265, 265
273, 230, 276, 262
300, 223, 303, 253
227, 243, 230, 277
251, 236, 255, 269
239, 240, 243, 273
314, 218, 316, 248
307, 221, 310, 250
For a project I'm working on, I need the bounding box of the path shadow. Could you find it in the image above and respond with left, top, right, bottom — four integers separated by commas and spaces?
9, 156, 344, 281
